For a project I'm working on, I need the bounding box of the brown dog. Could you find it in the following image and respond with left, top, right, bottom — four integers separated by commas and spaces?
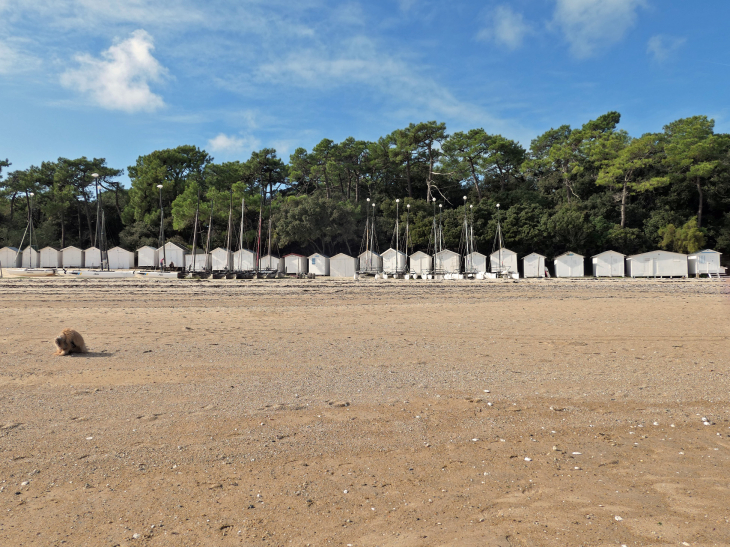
54, 328, 87, 356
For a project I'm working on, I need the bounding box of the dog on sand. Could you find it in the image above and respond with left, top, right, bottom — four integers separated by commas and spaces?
54, 329, 87, 356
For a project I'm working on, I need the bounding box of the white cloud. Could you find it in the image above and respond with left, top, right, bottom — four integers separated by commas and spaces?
207, 133, 261, 155
0, 38, 41, 74
647, 34, 686, 62
60, 29, 167, 113
477, 5, 530, 50
552, 0, 645, 58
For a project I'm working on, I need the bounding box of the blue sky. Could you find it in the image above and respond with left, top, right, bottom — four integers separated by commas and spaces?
1, 0, 728, 184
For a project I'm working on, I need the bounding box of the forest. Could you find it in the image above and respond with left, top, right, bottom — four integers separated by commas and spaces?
1, 112, 728, 262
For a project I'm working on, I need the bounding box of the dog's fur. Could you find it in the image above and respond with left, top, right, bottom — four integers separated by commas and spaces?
54, 328, 87, 356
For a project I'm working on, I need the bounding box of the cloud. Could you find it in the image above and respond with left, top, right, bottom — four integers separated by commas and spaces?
60, 29, 167, 113
477, 5, 530, 50
647, 34, 686, 62
552, 0, 645, 58
0, 38, 41, 74
207, 133, 261, 155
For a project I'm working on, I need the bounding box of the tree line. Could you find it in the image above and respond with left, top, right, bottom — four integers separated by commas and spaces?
1, 112, 728, 261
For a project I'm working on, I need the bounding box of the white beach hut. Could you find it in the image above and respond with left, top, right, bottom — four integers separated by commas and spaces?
61, 246, 84, 268
232, 248, 254, 271
688, 249, 722, 276
84, 246, 102, 268
40, 246, 62, 268
381, 248, 407, 274
157, 242, 187, 269
522, 253, 547, 278
22, 246, 40, 268
184, 250, 211, 272
464, 251, 488, 274
592, 250, 625, 277
284, 253, 308, 275
211, 248, 232, 271
108, 246, 135, 269
137, 246, 158, 268
626, 250, 688, 278
358, 250, 382, 273
260, 254, 284, 273
554, 251, 584, 278
308, 253, 330, 276
433, 249, 460, 274
490, 248, 518, 274
0, 246, 21, 268
330, 253, 358, 277
409, 251, 432, 276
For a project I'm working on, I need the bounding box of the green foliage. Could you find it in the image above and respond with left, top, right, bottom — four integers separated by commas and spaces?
659, 218, 706, 254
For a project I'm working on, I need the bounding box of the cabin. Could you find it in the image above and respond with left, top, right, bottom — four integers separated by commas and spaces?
260, 254, 284, 273
522, 252, 547, 278
40, 247, 62, 268
688, 249, 723, 276
409, 251, 432, 276
592, 250, 625, 277
0, 246, 21, 268
84, 246, 103, 268
184, 250, 211, 272
330, 253, 358, 278
626, 250, 688, 278
358, 250, 382, 273
284, 253, 308, 275
157, 242, 187, 269
490, 248, 518, 274
554, 252, 584, 278
136, 246, 158, 268
211, 248, 232, 271
21, 246, 40, 268
308, 253, 330, 276
108, 246, 135, 269
232, 248, 254, 271
381, 248, 407, 274
433, 249, 460, 274
464, 252, 488, 274
61, 246, 85, 268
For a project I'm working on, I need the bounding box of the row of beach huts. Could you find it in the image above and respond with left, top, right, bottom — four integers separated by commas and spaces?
0, 243, 724, 278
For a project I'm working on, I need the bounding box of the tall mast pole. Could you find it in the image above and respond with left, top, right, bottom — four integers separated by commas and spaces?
205, 198, 214, 263
29, 191, 34, 268
238, 198, 245, 270
157, 184, 165, 270
191, 190, 200, 272
92, 173, 101, 268
395, 199, 400, 272
497, 203, 502, 274
226, 188, 233, 271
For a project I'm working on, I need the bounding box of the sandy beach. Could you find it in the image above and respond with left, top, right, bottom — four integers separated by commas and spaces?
1, 277, 729, 546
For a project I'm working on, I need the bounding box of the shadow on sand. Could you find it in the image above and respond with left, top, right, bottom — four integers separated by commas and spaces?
78, 352, 115, 358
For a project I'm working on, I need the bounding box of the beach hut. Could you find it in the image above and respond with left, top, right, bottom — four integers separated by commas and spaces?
232, 248, 254, 271
554, 251, 584, 278
522, 253, 547, 278
626, 250, 688, 278
157, 242, 187, 269
284, 253, 308, 275
61, 246, 84, 268
464, 252, 488, 274
211, 248, 232, 271
0, 246, 21, 268
84, 246, 102, 268
688, 249, 722, 276
184, 250, 211, 272
136, 246, 158, 268
260, 254, 284, 273
330, 253, 358, 277
433, 249, 460, 274
108, 246, 135, 269
308, 253, 330, 276
40, 247, 62, 268
21, 246, 40, 268
490, 248, 518, 274
592, 250, 625, 277
358, 250, 382, 273
381, 248, 407, 274
409, 251, 432, 276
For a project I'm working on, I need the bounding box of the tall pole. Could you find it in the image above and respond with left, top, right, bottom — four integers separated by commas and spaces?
395, 199, 400, 272
191, 190, 200, 272
226, 188, 233, 271
497, 203, 501, 273
92, 173, 101, 269
238, 198, 245, 271
157, 184, 166, 271
29, 191, 34, 268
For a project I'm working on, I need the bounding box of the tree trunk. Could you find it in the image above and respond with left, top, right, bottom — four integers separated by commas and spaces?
60, 206, 66, 249
696, 177, 703, 228
620, 179, 628, 229
405, 158, 412, 199
9, 192, 16, 222
468, 160, 482, 200
81, 192, 94, 246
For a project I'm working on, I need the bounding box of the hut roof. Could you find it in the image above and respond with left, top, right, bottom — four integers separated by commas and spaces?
555, 251, 583, 259
61, 246, 83, 252
410, 250, 430, 258
524, 252, 546, 258
308, 253, 329, 258
627, 250, 686, 259
40, 246, 59, 252
489, 248, 516, 257
331, 253, 354, 260
592, 250, 625, 258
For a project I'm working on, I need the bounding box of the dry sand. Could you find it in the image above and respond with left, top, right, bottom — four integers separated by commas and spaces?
0, 277, 729, 546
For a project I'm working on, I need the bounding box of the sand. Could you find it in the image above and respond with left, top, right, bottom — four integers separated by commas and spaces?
0, 277, 729, 546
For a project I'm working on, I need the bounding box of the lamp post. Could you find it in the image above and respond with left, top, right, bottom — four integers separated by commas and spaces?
157, 184, 166, 270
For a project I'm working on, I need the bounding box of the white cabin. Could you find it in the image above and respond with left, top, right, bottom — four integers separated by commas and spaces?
136, 246, 158, 268
433, 249, 460, 274
409, 251, 432, 276
0, 246, 21, 268
108, 246, 135, 269
308, 253, 330, 276
22, 246, 40, 268
522, 253, 546, 278
158, 242, 187, 269
592, 250, 625, 277
688, 249, 722, 276
260, 254, 284, 272
185, 250, 211, 272
40, 247, 62, 268
284, 253, 308, 275
490, 248, 518, 274
84, 246, 103, 268
465, 251, 488, 274
381, 248, 407, 274
211, 248, 232, 271
330, 253, 358, 277
554, 252, 584, 278
358, 250, 382, 273
61, 246, 85, 268
626, 250, 688, 278
232, 248, 254, 271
